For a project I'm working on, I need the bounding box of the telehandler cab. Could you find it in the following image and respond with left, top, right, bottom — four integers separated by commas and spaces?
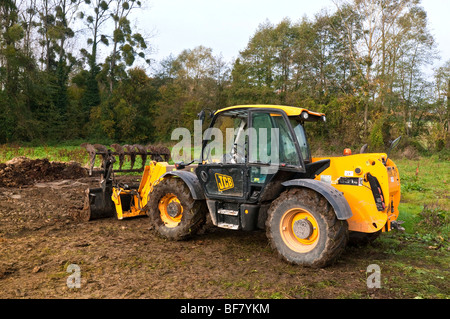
82, 105, 402, 267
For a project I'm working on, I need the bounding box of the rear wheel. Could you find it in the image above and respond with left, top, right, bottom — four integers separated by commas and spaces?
146, 178, 207, 240
266, 188, 348, 267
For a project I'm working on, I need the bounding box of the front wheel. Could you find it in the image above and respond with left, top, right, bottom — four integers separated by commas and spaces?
266, 188, 348, 268
146, 177, 207, 240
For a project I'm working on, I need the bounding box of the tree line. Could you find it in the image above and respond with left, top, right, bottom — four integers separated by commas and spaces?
0, 0, 448, 155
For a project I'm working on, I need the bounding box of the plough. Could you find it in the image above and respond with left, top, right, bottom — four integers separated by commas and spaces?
78, 142, 171, 221
80, 143, 170, 175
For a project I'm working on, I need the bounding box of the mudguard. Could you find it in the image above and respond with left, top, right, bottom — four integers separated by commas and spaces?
281, 179, 353, 220
162, 170, 205, 200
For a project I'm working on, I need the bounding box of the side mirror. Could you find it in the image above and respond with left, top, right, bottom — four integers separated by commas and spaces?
360, 144, 368, 154
390, 136, 402, 150
197, 110, 206, 121
386, 136, 402, 163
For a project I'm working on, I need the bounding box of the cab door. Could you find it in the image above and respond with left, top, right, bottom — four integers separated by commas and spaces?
196, 109, 249, 202
246, 109, 306, 203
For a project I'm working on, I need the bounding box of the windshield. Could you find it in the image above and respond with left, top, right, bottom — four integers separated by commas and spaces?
289, 118, 311, 162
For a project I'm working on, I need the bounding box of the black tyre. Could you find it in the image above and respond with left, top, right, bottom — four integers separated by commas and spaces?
146, 177, 207, 240
266, 187, 348, 268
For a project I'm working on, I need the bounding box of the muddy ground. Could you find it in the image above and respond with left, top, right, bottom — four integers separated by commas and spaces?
0, 158, 447, 300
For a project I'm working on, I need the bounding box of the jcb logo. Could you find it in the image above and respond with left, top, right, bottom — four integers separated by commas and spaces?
215, 173, 234, 191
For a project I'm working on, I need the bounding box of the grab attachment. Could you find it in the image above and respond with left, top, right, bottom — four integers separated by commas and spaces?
80, 143, 170, 175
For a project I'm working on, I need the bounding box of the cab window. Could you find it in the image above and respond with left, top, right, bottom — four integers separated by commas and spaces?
249, 112, 300, 167
289, 118, 311, 162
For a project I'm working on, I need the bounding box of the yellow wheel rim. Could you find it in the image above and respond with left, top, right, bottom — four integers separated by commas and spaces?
280, 208, 320, 253
158, 193, 183, 228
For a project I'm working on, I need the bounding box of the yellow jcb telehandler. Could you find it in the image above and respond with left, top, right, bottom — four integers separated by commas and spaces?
82, 105, 403, 267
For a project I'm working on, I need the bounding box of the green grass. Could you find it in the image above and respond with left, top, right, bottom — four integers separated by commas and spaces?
369, 155, 449, 298
396, 156, 449, 206
0, 143, 163, 173
0, 144, 88, 163
394, 156, 449, 237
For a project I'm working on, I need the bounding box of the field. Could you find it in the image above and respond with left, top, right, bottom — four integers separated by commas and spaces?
0, 144, 448, 300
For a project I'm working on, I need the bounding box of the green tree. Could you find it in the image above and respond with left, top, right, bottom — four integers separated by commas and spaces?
0, 0, 41, 142
103, 0, 149, 93
53, 0, 82, 116
432, 60, 450, 149
88, 67, 158, 142
333, 0, 436, 143
80, 0, 113, 117
155, 46, 229, 140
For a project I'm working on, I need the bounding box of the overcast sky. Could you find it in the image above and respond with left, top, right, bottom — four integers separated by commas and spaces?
130, 0, 450, 71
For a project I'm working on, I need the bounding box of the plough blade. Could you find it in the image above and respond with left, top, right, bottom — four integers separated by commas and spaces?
80, 143, 170, 175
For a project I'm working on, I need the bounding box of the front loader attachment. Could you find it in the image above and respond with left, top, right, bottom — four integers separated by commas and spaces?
77, 150, 117, 221
78, 143, 171, 221
80, 143, 170, 175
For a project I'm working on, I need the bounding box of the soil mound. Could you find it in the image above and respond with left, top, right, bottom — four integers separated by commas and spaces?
0, 156, 87, 187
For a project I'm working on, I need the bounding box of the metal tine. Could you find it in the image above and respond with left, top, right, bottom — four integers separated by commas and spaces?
158, 145, 171, 162
162, 146, 170, 162
81, 143, 170, 175
146, 144, 171, 162
80, 143, 96, 176
110, 143, 125, 170
146, 145, 162, 162
133, 144, 147, 169
93, 144, 109, 169
123, 144, 136, 170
